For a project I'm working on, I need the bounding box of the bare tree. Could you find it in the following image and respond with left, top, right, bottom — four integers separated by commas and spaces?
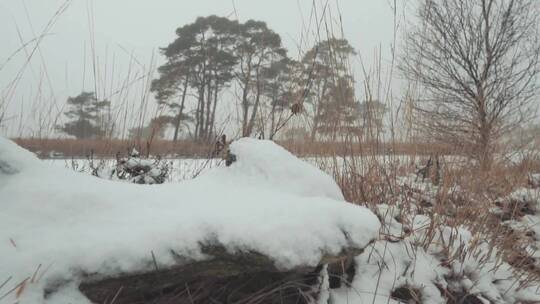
401, 0, 540, 169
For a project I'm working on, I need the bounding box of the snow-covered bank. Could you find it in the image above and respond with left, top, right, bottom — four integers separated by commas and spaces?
0, 137, 380, 303
329, 176, 540, 304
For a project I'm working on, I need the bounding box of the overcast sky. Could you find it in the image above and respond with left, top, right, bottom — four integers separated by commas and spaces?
0, 0, 406, 137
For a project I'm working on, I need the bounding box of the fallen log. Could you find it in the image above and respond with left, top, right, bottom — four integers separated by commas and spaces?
76, 244, 363, 304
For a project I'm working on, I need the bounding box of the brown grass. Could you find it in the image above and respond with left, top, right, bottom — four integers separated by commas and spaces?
12, 138, 214, 158
12, 137, 452, 159
321, 144, 540, 291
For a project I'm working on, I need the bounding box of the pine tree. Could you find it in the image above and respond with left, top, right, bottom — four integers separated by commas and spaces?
58, 92, 110, 139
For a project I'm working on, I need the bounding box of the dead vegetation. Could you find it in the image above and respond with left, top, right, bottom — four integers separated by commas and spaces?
12, 137, 451, 159
317, 144, 540, 303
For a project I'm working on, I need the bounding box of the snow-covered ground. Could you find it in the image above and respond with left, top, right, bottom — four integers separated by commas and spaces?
48, 154, 466, 183
0, 137, 380, 303
3, 136, 540, 303
351, 176, 540, 304
49, 157, 219, 182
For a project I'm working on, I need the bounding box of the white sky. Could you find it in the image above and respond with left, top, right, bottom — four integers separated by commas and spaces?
0, 0, 406, 137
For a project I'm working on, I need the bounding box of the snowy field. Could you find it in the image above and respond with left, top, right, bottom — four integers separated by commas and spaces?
46, 149, 539, 184
48, 157, 220, 182
47, 154, 466, 183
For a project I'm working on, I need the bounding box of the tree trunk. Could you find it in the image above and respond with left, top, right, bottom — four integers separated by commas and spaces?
241, 60, 253, 137
203, 74, 213, 141
479, 125, 492, 170
269, 97, 277, 140
246, 71, 263, 137
476, 88, 492, 171
241, 80, 250, 137
310, 81, 327, 142
195, 85, 204, 141
209, 79, 220, 139
173, 76, 189, 142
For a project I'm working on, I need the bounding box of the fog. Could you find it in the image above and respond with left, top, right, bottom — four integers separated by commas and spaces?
0, 0, 403, 136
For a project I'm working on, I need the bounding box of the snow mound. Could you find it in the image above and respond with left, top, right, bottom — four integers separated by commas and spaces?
337, 180, 540, 304
0, 137, 41, 178
213, 138, 345, 200
0, 137, 380, 303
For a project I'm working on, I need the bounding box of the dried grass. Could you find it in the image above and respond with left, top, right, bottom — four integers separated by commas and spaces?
317, 141, 540, 299
13, 137, 451, 159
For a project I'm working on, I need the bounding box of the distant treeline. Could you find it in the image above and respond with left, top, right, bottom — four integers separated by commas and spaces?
55, 15, 387, 144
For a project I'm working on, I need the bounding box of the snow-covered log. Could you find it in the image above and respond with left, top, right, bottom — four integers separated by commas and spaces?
0, 137, 379, 303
